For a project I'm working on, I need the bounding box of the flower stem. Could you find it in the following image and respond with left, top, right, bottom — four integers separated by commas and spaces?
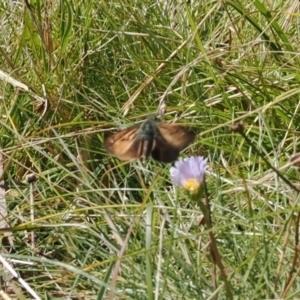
195, 179, 233, 299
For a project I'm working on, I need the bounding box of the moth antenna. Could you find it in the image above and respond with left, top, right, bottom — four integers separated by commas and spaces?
157, 102, 167, 119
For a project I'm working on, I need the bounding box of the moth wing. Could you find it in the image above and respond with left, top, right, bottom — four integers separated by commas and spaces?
104, 125, 143, 161
157, 123, 196, 150
151, 137, 180, 163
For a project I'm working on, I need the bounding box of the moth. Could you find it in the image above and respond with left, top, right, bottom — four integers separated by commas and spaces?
104, 115, 196, 163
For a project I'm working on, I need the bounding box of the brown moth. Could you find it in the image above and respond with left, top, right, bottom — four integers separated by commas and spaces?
104, 115, 196, 163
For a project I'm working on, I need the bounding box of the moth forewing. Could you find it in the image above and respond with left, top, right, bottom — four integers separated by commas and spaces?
157, 123, 196, 150
104, 126, 140, 160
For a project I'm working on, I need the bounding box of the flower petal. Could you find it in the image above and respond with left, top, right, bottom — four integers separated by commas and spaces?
170, 156, 208, 190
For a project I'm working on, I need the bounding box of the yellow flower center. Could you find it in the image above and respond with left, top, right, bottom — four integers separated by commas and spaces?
183, 178, 200, 193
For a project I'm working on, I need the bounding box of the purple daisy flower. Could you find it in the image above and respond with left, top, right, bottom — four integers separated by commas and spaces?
170, 156, 208, 193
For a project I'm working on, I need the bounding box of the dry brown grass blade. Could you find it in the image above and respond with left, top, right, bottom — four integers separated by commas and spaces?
0, 149, 14, 249
121, 2, 221, 116
0, 147, 16, 292
121, 38, 189, 116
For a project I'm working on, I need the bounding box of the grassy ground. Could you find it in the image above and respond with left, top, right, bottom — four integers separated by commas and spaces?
1, 0, 300, 299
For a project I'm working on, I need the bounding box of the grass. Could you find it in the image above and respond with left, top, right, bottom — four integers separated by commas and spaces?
1, 0, 300, 299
